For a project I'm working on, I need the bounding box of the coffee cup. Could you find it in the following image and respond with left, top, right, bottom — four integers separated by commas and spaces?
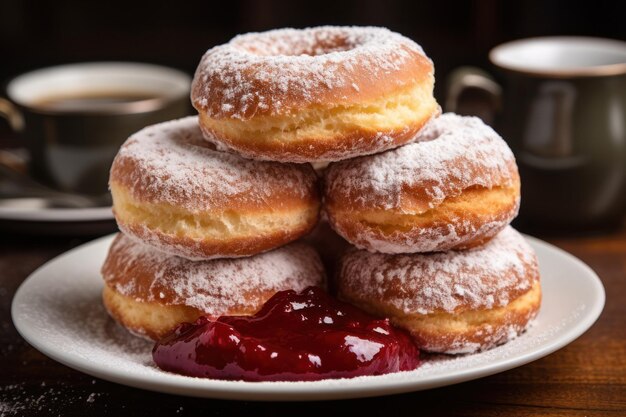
447, 37, 626, 232
0, 62, 191, 195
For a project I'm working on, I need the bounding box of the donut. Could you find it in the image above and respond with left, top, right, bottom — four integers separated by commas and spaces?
336, 226, 541, 354
109, 116, 320, 260
101, 233, 326, 340
191, 26, 439, 163
324, 113, 520, 253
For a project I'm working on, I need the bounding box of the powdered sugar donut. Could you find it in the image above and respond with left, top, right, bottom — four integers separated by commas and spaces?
102, 234, 326, 340
109, 116, 320, 260
191, 26, 439, 163
337, 226, 541, 354
324, 113, 520, 253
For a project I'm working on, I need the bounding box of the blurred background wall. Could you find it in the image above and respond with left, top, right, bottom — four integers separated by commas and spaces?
1, 0, 625, 101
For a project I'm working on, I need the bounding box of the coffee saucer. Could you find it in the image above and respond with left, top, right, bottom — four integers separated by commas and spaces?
0, 203, 116, 235
0, 204, 113, 222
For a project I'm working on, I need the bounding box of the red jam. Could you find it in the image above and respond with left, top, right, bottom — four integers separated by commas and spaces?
152, 287, 420, 381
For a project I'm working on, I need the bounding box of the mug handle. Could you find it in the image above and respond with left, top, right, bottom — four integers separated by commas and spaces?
445, 66, 502, 123
0, 98, 24, 132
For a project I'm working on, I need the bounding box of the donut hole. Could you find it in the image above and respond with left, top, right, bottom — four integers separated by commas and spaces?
233, 30, 362, 57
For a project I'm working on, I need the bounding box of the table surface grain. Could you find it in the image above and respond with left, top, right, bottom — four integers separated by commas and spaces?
1, 223, 625, 416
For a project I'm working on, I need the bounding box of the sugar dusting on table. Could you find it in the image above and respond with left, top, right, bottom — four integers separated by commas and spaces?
0, 382, 106, 416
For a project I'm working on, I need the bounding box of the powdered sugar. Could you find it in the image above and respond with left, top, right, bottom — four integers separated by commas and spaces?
110, 116, 316, 211
325, 113, 518, 211
102, 234, 325, 315
191, 26, 428, 119
339, 227, 538, 314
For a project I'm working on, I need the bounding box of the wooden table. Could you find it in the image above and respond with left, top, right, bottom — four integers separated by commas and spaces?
1, 224, 625, 416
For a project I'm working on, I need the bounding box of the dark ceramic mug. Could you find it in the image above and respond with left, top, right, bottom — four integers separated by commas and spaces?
0, 62, 191, 195
447, 37, 626, 232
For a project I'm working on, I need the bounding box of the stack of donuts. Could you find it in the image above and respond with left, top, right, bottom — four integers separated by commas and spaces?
101, 116, 326, 340
327, 113, 541, 353
102, 26, 540, 354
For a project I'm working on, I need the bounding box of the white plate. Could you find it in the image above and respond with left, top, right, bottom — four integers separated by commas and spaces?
11, 234, 605, 401
0, 205, 113, 222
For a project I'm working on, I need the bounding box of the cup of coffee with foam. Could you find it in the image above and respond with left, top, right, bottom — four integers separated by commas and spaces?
0, 62, 191, 195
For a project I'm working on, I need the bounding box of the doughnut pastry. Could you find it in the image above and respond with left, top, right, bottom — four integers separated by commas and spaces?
191, 26, 439, 163
337, 226, 541, 354
101, 233, 326, 340
110, 116, 320, 260
324, 113, 520, 253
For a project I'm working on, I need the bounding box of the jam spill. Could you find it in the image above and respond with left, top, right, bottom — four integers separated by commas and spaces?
152, 286, 420, 381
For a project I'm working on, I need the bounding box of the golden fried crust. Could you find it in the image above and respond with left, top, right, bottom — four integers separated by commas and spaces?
336, 227, 541, 353
111, 183, 320, 260
109, 139, 321, 213
109, 117, 321, 260
324, 151, 519, 213
101, 235, 327, 340
324, 113, 520, 253
197, 103, 438, 163
340, 282, 541, 354
326, 183, 520, 253
110, 189, 320, 261
102, 285, 283, 341
193, 46, 433, 119
102, 285, 204, 340
191, 27, 439, 162
108, 117, 320, 213
192, 27, 434, 119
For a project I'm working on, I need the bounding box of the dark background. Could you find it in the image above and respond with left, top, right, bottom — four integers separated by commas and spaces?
1, 0, 625, 101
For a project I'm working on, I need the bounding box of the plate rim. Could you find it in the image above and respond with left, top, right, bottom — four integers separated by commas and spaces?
11, 233, 606, 401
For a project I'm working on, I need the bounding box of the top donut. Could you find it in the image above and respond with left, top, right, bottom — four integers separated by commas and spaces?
192, 26, 439, 163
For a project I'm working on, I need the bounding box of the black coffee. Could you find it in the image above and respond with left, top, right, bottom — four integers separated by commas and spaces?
34, 91, 160, 111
